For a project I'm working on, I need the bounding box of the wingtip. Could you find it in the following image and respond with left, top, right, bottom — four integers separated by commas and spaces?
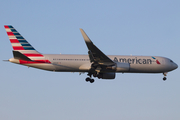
79, 28, 83, 32
79, 28, 91, 42
3, 60, 9, 62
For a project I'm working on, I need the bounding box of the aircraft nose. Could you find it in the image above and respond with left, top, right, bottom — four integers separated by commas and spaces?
174, 63, 178, 69
172, 62, 178, 70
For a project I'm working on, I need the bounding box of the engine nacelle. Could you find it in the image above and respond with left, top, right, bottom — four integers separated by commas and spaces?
98, 72, 115, 79
116, 62, 130, 72
105, 62, 130, 72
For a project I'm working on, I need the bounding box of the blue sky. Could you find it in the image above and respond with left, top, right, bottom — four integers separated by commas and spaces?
0, 0, 180, 120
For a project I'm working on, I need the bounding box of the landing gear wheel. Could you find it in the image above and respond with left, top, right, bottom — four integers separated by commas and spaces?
163, 77, 167, 81
86, 77, 90, 82
85, 77, 95, 83
90, 79, 94, 83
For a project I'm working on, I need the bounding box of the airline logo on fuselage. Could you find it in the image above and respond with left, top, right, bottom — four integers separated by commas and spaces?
152, 56, 161, 64
114, 57, 152, 64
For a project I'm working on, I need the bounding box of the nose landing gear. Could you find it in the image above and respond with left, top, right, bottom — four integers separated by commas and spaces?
163, 72, 167, 81
163, 77, 167, 81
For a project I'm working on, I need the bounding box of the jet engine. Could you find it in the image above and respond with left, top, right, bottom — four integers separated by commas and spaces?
98, 72, 115, 79
116, 62, 130, 72
106, 62, 130, 72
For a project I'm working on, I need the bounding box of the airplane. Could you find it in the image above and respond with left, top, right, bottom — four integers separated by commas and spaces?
4, 25, 178, 83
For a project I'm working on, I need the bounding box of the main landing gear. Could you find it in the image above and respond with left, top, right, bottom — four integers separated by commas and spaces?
163, 72, 167, 81
86, 77, 94, 83
85, 73, 95, 83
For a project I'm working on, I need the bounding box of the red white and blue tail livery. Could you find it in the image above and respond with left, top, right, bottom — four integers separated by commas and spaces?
4, 25, 178, 83
5, 25, 36, 51
5, 25, 51, 65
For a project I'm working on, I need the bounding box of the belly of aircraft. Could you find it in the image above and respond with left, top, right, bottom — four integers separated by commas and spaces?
128, 64, 167, 73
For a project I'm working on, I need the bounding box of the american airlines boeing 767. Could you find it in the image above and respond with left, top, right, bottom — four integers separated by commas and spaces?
4, 25, 178, 83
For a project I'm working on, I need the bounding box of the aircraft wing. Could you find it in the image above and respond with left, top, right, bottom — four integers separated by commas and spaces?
80, 29, 115, 66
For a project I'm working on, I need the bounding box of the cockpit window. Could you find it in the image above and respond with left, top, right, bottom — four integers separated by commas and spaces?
170, 60, 174, 63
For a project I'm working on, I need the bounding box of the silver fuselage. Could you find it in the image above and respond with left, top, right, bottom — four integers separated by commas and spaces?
9, 54, 178, 73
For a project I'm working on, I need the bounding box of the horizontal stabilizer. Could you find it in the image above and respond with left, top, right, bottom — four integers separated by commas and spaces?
13, 51, 32, 61
3, 60, 9, 62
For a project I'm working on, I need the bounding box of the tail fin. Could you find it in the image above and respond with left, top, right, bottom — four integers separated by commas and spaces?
4, 25, 36, 51
4, 25, 49, 62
